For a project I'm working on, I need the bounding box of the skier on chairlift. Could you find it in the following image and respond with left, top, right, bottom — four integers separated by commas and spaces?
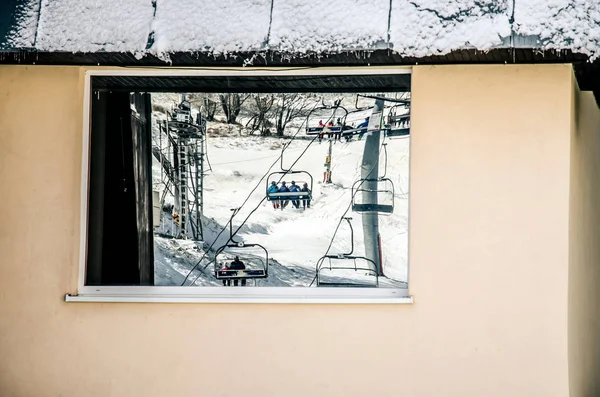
220, 263, 231, 286
267, 181, 280, 209
318, 121, 325, 143
334, 118, 343, 142
301, 182, 311, 209
279, 181, 290, 210
326, 121, 334, 139
357, 117, 369, 140
229, 256, 246, 286
289, 181, 301, 209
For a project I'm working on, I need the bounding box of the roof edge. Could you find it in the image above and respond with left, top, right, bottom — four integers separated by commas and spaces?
1, 48, 598, 97
0, 47, 593, 67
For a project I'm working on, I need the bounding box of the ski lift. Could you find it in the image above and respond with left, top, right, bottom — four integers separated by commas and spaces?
351, 178, 395, 214
386, 104, 410, 126
385, 103, 410, 138
305, 100, 349, 136
213, 209, 269, 283
214, 242, 269, 281
316, 255, 379, 287
314, 218, 378, 287
266, 171, 313, 201
265, 146, 314, 201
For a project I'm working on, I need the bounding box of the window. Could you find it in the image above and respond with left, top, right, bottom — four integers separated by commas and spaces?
71, 68, 413, 303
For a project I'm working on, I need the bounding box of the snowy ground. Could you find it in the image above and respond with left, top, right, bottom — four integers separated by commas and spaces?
151, 95, 409, 288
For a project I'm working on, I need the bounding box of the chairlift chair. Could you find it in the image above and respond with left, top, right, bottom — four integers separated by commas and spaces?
383, 103, 410, 138
315, 255, 379, 287
387, 112, 410, 127
351, 178, 395, 214
386, 103, 410, 123
305, 101, 349, 136
265, 171, 313, 201
214, 242, 269, 281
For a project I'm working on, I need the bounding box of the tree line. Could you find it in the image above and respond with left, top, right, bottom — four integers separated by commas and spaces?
187, 93, 316, 136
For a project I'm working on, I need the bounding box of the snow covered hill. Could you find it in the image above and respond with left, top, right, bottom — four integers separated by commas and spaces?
151, 94, 409, 288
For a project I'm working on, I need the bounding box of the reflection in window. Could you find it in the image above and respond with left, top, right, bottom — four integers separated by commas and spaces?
151, 92, 410, 288
85, 83, 410, 290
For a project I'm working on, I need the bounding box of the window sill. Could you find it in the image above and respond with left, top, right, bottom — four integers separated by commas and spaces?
65, 286, 413, 304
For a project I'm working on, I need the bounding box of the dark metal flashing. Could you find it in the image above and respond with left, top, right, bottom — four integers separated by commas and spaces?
0, 47, 591, 68
90, 74, 412, 94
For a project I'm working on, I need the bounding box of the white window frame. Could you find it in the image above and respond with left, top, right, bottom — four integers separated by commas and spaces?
68, 66, 413, 304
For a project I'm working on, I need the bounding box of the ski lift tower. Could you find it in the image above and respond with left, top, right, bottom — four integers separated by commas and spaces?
167, 96, 206, 240
360, 97, 385, 274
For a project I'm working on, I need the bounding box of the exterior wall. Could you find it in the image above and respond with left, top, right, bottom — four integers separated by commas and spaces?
0, 64, 573, 397
568, 81, 600, 397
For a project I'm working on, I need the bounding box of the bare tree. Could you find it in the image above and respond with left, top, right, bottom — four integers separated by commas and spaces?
273, 94, 313, 137
187, 94, 218, 121
220, 94, 249, 124
202, 96, 218, 121
246, 94, 275, 135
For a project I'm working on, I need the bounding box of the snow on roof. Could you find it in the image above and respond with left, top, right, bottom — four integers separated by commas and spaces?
35, 0, 153, 52
389, 0, 511, 58
152, 0, 271, 53
269, 0, 389, 53
3, 0, 600, 60
514, 0, 600, 55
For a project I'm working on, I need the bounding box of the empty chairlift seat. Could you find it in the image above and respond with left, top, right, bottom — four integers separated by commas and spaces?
385, 103, 411, 138
316, 255, 379, 288
351, 178, 395, 214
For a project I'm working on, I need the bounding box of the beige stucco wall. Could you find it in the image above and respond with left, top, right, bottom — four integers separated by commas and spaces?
0, 64, 575, 397
568, 80, 600, 397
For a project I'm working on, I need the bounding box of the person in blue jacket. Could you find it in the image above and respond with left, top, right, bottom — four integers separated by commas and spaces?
288, 181, 301, 209
301, 182, 311, 209
267, 181, 280, 209
278, 181, 290, 210
357, 117, 369, 140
